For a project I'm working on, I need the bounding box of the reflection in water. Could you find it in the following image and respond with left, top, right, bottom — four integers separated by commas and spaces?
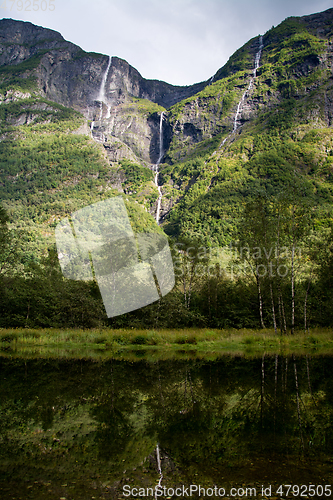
0, 356, 333, 499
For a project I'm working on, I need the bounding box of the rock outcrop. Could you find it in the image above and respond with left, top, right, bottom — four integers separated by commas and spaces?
0, 18, 210, 165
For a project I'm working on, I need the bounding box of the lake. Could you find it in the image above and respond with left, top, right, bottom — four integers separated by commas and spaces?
0, 354, 332, 499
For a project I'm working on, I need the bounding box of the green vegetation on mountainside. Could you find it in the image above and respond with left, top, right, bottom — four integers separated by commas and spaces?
0, 92, 159, 262
0, 51, 43, 92
161, 15, 333, 244
131, 97, 165, 117
162, 125, 333, 244
1, 10, 333, 332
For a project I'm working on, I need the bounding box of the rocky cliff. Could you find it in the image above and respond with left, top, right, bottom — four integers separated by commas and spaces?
0, 18, 208, 167
1, 9, 333, 239
155, 8, 333, 231
165, 8, 333, 164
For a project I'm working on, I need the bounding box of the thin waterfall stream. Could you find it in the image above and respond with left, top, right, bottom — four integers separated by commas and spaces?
155, 443, 163, 497
101, 57, 112, 119
98, 56, 111, 108
91, 56, 111, 138
154, 111, 164, 225
220, 35, 263, 147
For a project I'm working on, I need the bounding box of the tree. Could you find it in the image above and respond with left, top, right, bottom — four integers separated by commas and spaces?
236, 195, 276, 329
0, 204, 17, 276
171, 236, 209, 309
236, 184, 313, 333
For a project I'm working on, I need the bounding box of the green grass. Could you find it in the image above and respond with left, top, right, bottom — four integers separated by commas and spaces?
1, 327, 333, 360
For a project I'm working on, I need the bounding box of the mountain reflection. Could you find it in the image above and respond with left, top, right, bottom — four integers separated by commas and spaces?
0, 356, 333, 499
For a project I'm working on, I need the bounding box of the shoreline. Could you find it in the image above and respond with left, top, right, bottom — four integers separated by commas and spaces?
1, 327, 333, 359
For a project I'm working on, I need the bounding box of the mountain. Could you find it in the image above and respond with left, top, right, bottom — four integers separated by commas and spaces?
0, 18, 206, 163
1, 8, 333, 329
0, 18, 208, 110
0, 8, 333, 251
160, 8, 333, 239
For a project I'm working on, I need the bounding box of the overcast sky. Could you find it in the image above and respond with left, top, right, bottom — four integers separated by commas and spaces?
1, 0, 332, 85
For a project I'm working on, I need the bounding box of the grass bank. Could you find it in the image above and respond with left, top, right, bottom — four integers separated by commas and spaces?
1, 327, 333, 359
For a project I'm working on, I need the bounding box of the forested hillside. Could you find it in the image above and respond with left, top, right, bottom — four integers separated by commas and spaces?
161, 11, 333, 239
1, 9, 333, 330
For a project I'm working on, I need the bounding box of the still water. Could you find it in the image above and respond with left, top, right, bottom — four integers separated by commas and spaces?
0, 355, 333, 499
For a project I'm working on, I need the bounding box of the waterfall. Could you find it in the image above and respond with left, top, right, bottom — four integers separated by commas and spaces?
155, 443, 163, 498
105, 104, 111, 119
154, 112, 164, 225
233, 92, 247, 132
90, 56, 111, 142
253, 35, 264, 78
232, 36, 263, 133
218, 36, 264, 152
93, 56, 111, 127
98, 56, 111, 104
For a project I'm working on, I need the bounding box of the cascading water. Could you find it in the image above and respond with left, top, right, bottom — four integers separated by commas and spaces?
91, 56, 112, 140
233, 93, 247, 132
98, 56, 111, 107
253, 35, 264, 78
154, 112, 164, 225
233, 35, 263, 132
219, 35, 263, 147
155, 444, 163, 499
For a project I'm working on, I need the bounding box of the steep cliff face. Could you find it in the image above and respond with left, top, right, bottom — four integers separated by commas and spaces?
0, 18, 208, 109
0, 18, 208, 166
164, 8, 333, 164
91, 101, 164, 163
151, 8, 333, 238
1, 9, 333, 242
103, 56, 207, 109
0, 18, 66, 60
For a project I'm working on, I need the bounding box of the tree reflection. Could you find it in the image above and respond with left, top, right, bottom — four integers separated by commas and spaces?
1, 355, 333, 493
